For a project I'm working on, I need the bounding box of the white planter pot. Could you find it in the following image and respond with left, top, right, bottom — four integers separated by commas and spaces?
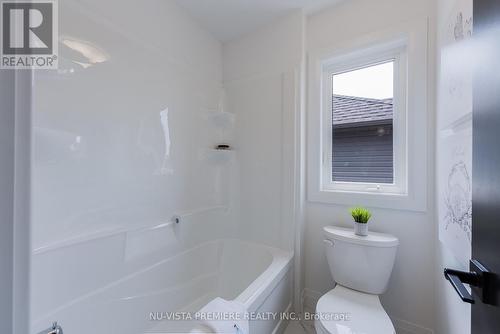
354, 222, 368, 236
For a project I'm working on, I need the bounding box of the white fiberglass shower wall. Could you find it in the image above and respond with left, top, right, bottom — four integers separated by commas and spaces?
27, 0, 233, 332
15, 1, 299, 333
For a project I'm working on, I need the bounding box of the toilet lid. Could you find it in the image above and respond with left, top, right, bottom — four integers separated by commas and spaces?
315, 286, 395, 334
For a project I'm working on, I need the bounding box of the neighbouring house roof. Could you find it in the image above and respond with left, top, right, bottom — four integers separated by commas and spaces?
332, 94, 393, 127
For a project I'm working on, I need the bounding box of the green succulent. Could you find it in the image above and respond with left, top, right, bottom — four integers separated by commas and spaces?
350, 207, 372, 224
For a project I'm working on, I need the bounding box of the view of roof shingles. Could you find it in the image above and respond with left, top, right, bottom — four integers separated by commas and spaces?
332, 94, 393, 126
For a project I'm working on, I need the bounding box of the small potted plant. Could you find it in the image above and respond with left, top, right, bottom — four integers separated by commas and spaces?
350, 207, 372, 236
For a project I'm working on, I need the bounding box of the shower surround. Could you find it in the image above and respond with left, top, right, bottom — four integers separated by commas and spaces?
20, 1, 299, 333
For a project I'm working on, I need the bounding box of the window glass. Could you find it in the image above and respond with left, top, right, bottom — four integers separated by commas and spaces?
331, 61, 394, 184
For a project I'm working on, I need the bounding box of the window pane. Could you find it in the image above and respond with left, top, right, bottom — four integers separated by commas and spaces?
332, 61, 394, 184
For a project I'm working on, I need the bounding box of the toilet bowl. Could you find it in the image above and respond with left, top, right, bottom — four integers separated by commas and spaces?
315, 226, 399, 334
315, 286, 395, 334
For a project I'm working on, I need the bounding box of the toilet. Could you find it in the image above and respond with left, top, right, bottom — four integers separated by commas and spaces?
315, 226, 399, 334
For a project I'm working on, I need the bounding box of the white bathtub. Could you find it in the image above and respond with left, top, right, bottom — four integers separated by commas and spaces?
36, 239, 293, 334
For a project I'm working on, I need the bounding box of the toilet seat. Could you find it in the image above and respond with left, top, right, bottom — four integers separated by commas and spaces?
315, 285, 396, 334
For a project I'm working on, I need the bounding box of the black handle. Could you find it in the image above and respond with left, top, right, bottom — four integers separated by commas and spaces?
444, 269, 475, 304
444, 260, 495, 305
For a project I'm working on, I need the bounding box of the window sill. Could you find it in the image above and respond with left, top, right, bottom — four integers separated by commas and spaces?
307, 188, 426, 212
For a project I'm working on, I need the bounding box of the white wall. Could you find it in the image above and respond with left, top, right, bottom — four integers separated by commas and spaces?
434, 0, 472, 333
223, 11, 305, 251
26, 1, 227, 332
0, 70, 15, 334
304, 1, 437, 333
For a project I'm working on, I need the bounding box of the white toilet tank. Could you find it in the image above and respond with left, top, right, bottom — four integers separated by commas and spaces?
323, 226, 399, 295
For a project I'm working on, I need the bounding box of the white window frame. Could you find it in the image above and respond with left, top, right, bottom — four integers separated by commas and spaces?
307, 20, 428, 212
321, 46, 408, 195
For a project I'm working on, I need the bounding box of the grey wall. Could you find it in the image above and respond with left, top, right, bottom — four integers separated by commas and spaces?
0, 70, 15, 333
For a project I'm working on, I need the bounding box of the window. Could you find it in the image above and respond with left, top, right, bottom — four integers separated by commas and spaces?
320, 43, 407, 195
308, 24, 429, 211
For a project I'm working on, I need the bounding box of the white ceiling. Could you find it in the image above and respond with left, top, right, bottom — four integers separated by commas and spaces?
175, 0, 345, 42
